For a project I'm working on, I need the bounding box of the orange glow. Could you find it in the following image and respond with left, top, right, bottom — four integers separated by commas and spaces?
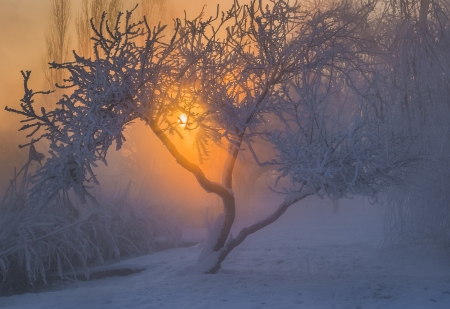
178, 113, 188, 127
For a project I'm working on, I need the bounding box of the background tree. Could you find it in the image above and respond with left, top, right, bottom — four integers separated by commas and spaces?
76, 0, 91, 58
139, 0, 169, 28
42, 0, 72, 96
7, 0, 413, 274
377, 0, 450, 249
76, 0, 124, 58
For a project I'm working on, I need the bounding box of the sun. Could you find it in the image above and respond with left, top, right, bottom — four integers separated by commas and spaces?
178, 113, 188, 127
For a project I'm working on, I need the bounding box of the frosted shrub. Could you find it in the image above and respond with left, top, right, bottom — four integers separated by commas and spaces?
0, 177, 98, 295
87, 183, 181, 257
0, 153, 181, 295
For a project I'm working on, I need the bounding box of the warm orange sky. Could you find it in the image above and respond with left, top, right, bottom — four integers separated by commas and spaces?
0, 1, 48, 130
0, 0, 236, 130
0, 0, 241, 204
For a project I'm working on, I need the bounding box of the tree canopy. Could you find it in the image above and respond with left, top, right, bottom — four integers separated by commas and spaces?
6, 0, 416, 273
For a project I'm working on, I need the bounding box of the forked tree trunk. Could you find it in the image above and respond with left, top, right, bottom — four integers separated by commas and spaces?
212, 193, 235, 251
202, 189, 314, 274
149, 120, 238, 269
149, 119, 313, 274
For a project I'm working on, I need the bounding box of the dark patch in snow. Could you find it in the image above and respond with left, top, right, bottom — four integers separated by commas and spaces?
81, 268, 146, 281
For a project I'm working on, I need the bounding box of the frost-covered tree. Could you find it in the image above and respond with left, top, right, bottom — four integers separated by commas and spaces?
375, 0, 450, 248
6, 1, 412, 273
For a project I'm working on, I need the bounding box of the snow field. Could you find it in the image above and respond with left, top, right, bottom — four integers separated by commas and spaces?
1, 197, 450, 309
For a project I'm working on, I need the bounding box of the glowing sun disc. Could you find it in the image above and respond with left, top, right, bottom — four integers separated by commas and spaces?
178, 113, 187, 127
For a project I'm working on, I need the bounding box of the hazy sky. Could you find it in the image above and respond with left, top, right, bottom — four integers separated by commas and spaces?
0, 0, 233, 130
0, 0, 240, 137
0, 0, 235, 138
0, 0, 239, 206
0, 1, 49, 130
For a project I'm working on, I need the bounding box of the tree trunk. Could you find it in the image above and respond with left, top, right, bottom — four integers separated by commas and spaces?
200, 189, 314, 273
149, 119, 312, 274
149, 120, 240, 270
211, 192, 235, 251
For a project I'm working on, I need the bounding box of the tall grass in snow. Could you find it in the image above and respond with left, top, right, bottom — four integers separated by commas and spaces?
0, 148, 181, 296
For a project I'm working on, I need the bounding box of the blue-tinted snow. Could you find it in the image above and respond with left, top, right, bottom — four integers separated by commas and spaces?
2, 197, 450, 309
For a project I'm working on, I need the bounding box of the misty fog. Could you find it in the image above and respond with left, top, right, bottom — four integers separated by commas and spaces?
0, 0, 263, 226
1, 0, 450, 306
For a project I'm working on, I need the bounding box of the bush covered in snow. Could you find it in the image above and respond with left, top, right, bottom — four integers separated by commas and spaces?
0, 152, 181, 296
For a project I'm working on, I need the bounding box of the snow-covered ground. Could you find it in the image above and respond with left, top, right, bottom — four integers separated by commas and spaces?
2, 197, 450, 309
